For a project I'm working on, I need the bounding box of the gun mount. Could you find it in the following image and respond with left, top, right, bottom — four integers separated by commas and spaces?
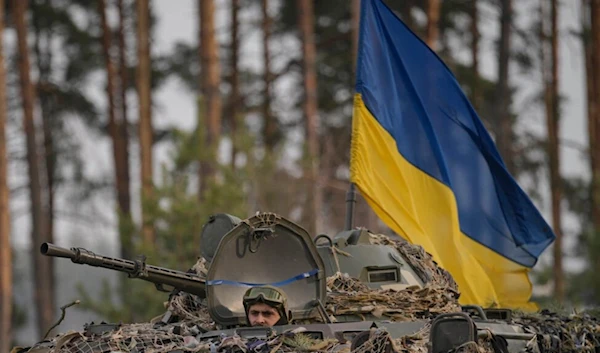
40, 242, 207, 298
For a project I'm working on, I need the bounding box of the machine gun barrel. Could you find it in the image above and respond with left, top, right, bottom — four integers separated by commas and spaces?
40, 243, 206, 298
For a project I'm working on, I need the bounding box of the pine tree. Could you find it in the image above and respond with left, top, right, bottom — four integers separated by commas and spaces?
0, 0, 13, 348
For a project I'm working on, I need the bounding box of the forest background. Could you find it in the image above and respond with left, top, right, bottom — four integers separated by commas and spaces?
0, 0, 599, 350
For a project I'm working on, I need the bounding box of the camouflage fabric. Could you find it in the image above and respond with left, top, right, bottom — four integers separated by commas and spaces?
13, 233, 600, 353
326, 272, 461, 321
19, 325, 407, 353
511, 310, 600, 353
367, 233, 458, 291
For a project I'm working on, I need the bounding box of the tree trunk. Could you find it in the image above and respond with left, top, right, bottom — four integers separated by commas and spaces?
549, 0, 564, 303
541, 0, 564, 302
591, 0, 600, 237
13, 0, 54, 337
98, 0, 132, 259
426, 0, 440, 51
98, 0, 119, 207
230, 0, 240, 164
31, 1, 55, 287
117, 0, 133, 260
31, 0, 56, 336
297, 0, 322, 235
137, 0, 154, 245
262, 0, 276, 151
0, 0, 12, 349
470, 0, 480, 111
495, 0, 515, 174
351, 0, 360, 73
40, 92, 54, 280
98, 0, 124, 248
198, 0, 222, 199
583, 0, 597, 232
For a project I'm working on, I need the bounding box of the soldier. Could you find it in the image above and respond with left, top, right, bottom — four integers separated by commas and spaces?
242, 286, 289, 327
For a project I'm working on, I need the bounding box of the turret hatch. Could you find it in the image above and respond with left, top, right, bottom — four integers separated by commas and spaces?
206, 213, 326, 327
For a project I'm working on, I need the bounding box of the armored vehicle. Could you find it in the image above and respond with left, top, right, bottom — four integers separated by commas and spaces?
14, 212, 600, 353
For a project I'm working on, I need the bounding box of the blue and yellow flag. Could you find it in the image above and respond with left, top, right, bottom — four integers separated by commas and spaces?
350, 0, 555, 309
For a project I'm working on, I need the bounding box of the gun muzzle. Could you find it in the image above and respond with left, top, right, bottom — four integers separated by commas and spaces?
40, 242, 75, 260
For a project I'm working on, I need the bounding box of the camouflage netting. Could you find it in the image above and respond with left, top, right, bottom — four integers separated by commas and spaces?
18, 324, 406, 353
511, 311, 600, 353
320, 233, 461, 321
163, 256, 219, 330
13, 233, 600, 353
166, 232, 461, 325
18, 320, 516, 353
366, 233, 458, 291
325, 272, 460, 321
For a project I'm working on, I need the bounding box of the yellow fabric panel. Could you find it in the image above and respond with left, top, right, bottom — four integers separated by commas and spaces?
350, 94, 537, 310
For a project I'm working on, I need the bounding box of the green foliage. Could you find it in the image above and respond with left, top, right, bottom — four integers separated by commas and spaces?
545, 170, 595, 307
10, 300, 29, 349
11, 299, 27, 329
167, 42, 199, 92
567, 228, 600, 305
76, 279, 167, 323
563, 177, 592, 226
531, 298, 572, 315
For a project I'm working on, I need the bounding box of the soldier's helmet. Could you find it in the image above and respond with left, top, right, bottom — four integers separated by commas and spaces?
242, 286, 289, 325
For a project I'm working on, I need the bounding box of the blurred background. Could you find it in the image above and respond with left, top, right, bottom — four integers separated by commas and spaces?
0, 0, 597, 349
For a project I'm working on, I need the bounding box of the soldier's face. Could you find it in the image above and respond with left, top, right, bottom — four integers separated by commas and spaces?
248, 303, 281, 327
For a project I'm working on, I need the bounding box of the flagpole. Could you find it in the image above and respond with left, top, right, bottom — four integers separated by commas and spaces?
346, 0, 360, 232
344, 183, 357, 230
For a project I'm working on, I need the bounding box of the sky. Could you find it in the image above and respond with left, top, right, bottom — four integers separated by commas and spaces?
9, 0, 592, 343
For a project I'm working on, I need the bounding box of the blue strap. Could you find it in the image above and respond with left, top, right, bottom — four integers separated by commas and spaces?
206, 269, 319, 288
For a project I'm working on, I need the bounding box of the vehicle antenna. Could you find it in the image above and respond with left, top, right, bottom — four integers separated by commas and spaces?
344, 183, 357, 230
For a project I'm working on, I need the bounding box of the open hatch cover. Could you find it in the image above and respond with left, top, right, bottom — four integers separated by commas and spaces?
206, 213, 326, 327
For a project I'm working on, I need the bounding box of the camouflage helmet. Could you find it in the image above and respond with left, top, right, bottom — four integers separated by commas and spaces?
242, 285, 289, 325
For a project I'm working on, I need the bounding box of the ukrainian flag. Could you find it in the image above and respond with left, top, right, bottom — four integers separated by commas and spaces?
350, 0, 555, 309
